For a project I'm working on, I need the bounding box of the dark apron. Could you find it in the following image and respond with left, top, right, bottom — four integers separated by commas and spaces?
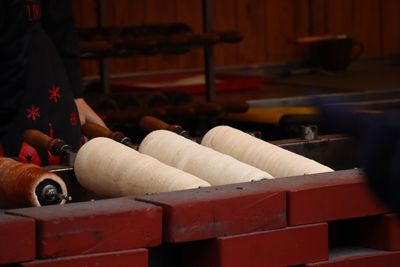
1, 1, 81, 165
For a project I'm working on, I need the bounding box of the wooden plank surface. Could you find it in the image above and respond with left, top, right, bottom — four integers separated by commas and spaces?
381, 0, 400, 55
145, 0, 179, 71
214, 0, 238, 66
108, 0, 148, 74
72, 0, 97, 28
137, 182, 286, 243
236, 0, 266, 64
176, 0, 204, 69
325, 0, 353, 35
71, 1, 397, 78
72, 0, 99, 77
8, 198, 162, 258
353, 0, 382, 56
310, 0, 326, 35
265, 0, 309, 63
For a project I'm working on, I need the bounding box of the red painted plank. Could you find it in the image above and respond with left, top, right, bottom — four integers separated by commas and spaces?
306, 249, 400, 267
250, 169, 387, 225
182, 223, 328, 267
19, 248, 148, 267
7, 198, 162, 259
286, 171, 387, 225
222, 169, 386, 225
0, 213, 35, 265
137, 184, 286, 243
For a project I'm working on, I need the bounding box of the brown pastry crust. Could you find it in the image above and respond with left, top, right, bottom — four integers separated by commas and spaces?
0, 158, 67, 208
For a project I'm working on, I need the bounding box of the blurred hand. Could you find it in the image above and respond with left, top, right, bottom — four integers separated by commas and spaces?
74, 98, 107, 128
314, 96, 400, 213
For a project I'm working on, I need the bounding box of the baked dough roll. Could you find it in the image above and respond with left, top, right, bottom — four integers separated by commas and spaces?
202, 126, 334, 177
74, 137, 210, 197
0, 157, 68, 208
139, 130, 273, 185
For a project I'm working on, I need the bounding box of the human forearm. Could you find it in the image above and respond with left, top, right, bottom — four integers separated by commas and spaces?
75, 98, 107, 128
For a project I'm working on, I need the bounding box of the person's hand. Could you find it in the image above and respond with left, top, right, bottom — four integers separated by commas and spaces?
74, 98, 107, 128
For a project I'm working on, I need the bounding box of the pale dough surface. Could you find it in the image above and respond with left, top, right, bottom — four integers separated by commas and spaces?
139, 130, 273, 186
201, 126, 334, 177
74, 137, 210, 197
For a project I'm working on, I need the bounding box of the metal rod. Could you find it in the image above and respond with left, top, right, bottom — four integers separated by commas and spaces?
202, 0, 216, 102
96, 0, 110, 94
99, 60, 110, 94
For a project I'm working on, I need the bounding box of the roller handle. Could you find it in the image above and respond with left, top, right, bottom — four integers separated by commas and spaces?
194, 102, 223, 117
218, 100, 249, 113
79, 40, 113, 54
139, 116, 185, 135
23, 129, 66, 156
82, 122, 114, 139
218, 31, 243, 43
81, 123, 136, 149
185, 32, 220, 46
165, 104, 196, 117
166, 31, 241, 46
115, 35, 164, 50
82, 122, 124, 141
295, 34, 343, 44
118, 32, 219, 50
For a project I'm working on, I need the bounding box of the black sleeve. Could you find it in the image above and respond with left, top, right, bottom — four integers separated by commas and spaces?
360, 113, 400, 214
0, 0, 29, 128
41, 0, 82, 98
317, 99, 400, 214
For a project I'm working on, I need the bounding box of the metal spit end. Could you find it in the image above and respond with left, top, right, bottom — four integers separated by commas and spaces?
60, 194, 72, 202
301, 125, 319, 141
43, 185, 71, 204
179, 130, 191, 139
